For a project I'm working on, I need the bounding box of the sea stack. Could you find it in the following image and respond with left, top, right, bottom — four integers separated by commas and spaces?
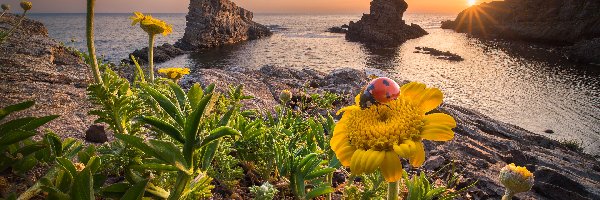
346, 0, 428, 46
176, 0, 272, 50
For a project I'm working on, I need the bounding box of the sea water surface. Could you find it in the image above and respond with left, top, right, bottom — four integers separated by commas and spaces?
29, 13, 600, 154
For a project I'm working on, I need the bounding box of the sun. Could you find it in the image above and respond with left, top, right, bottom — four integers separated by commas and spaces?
467, 0, 477, 6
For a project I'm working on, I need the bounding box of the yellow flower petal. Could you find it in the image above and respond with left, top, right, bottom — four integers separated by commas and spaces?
362, 150, 385, 174
380, 151, 403, 182
393, 141, 414, 158
400, 82, 426, 101
337, 145, 357, 166
409, 141, 426, 167
350, 149, 366, 175
417, 88, 443, 112
421, 125, 454, 141
423, 113, 456, 127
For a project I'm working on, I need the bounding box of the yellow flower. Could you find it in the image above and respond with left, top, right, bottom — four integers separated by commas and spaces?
19, 1, 31, 11
74, 162, 86, 172
330, 82, 456, 182
130, 12, 173, 36
158, 67, 190, 81
499, 163, 534, 194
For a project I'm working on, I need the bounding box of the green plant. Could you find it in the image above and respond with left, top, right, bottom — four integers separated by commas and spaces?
0, 101, 57, 174
343, 171, 387, 200
38, 152, 104, 199
401, 166, 476, 200
0, 1, 31, 43
85, 0, 103, 84
559, 139, 584, 152
250, 182, 279, 200
116, 82, 239, 200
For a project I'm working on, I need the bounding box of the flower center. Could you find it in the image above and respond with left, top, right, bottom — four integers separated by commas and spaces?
345, 99, 424, 151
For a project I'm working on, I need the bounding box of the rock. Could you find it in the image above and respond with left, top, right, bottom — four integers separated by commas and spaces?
566, 38, 600, 64
544, 129, 555, 134
0, 14, 95, 140
533, 167, 593, 200
175, 0, 272, 50
85, 125, 108, 143
327, 26, 348, 34
414, 46, 464, 61
346, 0, 428, 46
123, 43, 185, 65
423, 155, 446, 170
440, 20, 456, 30
442, 0, 600, 44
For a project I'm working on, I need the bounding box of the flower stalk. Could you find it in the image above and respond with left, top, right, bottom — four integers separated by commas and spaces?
387, 181, 399, 200
148, 34, 156, 82
86, 0, 103, 84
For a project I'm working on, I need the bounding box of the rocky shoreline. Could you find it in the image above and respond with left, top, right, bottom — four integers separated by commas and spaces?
2, 14, 600, 200
441, 0, 600, 65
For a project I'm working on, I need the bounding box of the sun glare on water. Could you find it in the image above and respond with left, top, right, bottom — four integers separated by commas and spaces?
468, 0, 477, 6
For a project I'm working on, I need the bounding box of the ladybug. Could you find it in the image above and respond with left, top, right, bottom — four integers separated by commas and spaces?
359, 77, 400, 109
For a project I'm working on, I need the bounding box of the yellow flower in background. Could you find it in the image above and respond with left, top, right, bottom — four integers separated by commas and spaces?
279, 89, 292, 103
1, 4, 10, 12
158, 67, 190, 81
130, 12, 173, 36
499, 163, 534, 198
331, 82, 456, 182
19, 1, 31, 11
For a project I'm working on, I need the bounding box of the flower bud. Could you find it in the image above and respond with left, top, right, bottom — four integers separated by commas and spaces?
1, 4, 10, 11
279, 90, 292, 103
20, 1, 32, 11
499, 163, 534, 195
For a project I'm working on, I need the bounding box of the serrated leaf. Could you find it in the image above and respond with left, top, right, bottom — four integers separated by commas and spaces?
85, 156, 101, 173
71, 167, 94, 200
142, 85, 185, 126
203, 83, 215, 94
0, 130, 36, 146
147, 139, 189, 174
183, 94, 212, 143
168, 81, 188, 112
130, 163, 179, 172
187, 83, 203, 111
139, 116, 184, 143
21, 115, 59, 131
305, 167, 335, 180
56, 157, 77, 177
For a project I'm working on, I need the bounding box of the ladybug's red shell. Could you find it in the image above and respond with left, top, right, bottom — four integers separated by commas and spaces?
359, 77, 400, 108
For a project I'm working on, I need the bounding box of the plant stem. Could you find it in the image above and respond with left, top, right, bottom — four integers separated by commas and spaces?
86, 0, 103, 84
387, 181, 399, 200
168, 172, 191, 200
148, 34, 155, 82
326, 173, 333, 200
501, 190, 514, 200
0, 11, 5, 18
1, 10, 27, 43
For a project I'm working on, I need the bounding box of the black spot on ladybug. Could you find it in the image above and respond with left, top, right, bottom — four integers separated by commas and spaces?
382, 80, 390, 86
366, 84, 375, 92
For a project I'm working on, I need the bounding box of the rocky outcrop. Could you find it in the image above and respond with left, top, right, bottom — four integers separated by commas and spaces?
346, 0, 428, 46
414, 47, 464, 61
441, 0, 600, 44
0, 14, 95, 139
176, 0, 272, 50
566, 38, 600, 64
123, 43, 185, 65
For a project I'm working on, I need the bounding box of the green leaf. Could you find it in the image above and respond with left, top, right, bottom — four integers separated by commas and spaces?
0, 117, 35, 136
218, 107, 235, 126
120, 179, 149, 200
0, 101, 34, 121
142, 85, 185, 126
296, 153, 317, 172
0, 130, 36, 146
56, 157, 77, 177
203, 83, 216, 94
183, 94, 212, 143
199, 126, 240, 148
130, 163, 179, 172
168, 81, 188, 112
139, 116, 184, 143
130, 55, 146, 83
85, 156, 101, 173
115, 134, 162, 160
15, 143, 47, 158
187, 83, 204, 111
305, 167, 335, 180
21, 115, 59, 131
45, 133, 63, 157
71, 167, 94, 200
148, 139, 190, 174
200, 141, 219, 171
306, 186, 334, 199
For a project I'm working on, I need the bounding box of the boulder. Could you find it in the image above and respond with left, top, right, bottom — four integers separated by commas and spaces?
566, 38, 600, 64
123, 43, 185, 65
85, 125, 108, 143
346, 0, 428, 46
441, 0, 600, 44
176, 0, 272, 50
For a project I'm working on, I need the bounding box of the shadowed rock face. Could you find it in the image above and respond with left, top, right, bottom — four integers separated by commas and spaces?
346, 0, 428, 46
442, 0, 600, 44
176, 0, 272, 50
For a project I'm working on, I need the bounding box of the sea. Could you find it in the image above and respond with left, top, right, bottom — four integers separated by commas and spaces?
28, 13, 600, 155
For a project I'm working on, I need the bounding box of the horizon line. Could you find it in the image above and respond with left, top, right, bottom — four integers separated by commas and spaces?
26, 11, 460, 15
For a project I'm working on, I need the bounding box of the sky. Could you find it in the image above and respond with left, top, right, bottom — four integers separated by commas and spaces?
2, 0, 494, 14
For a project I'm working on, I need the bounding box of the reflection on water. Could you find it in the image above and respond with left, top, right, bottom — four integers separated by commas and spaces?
31, 13, 600, 154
